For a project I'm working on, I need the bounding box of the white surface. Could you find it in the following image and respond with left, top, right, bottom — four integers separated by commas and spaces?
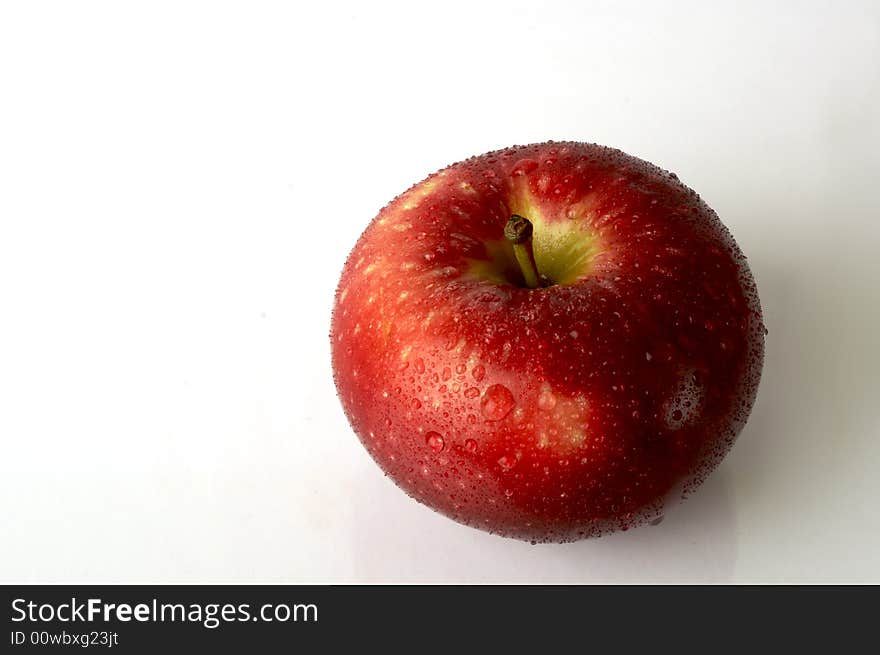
1, 0, 879, 583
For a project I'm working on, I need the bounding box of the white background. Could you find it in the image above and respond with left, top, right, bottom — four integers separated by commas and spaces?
1, 1, 878, 583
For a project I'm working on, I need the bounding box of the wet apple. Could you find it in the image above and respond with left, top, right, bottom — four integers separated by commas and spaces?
331, 142, 765, 542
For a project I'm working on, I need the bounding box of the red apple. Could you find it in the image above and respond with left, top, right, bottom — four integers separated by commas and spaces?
331, 142, 764, 542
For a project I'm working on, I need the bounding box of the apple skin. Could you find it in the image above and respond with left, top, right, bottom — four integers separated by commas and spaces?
331, 142, 764, 542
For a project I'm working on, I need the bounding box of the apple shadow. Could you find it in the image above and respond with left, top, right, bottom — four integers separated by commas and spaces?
349, 462, 736, 583
713, 210, 880, 542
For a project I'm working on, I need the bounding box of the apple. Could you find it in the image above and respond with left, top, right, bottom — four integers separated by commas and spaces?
331, 142, 764, 542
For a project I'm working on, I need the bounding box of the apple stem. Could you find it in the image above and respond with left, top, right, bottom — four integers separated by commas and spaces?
505, 214, 543, 289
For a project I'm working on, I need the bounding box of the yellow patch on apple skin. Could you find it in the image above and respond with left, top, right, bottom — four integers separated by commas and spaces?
466, 351, 484, 372
463, 180, 605, 287
400, 178, 440, 210
514, 182, 604, 285
567, 427, 586, 447
531, 386, 592, 455
464, 240, 518, 285
459, 181, 476, 194
537, 383, 557, 411
507, 181, 544, 226
511, 407, 526, 424
564, 191, 602, 220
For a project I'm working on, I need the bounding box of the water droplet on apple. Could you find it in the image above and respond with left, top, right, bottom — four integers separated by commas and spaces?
414, 358, 425, 374
464, 438, 478, 453
425, 431, 445, 453
665, 369, 704, 429
480, 384, 515, 421
411, 399, 422, 410
498, 455, 517, 471
455, 364, 467, 374
537, 389, 557, 411
464, 387, 480, 398
511, 158, 538, 176
443, 329, 458, 350
471, 364, 485, 381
